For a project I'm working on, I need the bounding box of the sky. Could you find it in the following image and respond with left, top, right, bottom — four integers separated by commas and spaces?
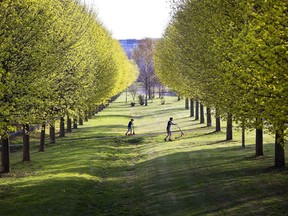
79, 0, 172, 39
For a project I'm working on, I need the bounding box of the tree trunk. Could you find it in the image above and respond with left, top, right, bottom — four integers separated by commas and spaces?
79, 117, 83, 126
190, 99, 194, 117
67, 115, 72, 132
255, 121, 263, 156
178, 96, 181, 101
145, 78, 148, 106
1, 136, 10, 173
242, 127, 245, 148
226, 113, 233, 140
84, 111, 89, 122
200, 103, 204, 123
185, 98, 189, 110
23, 124, 30, 161
73, 118, 77, 129
60, 116, 65, 137
88, 108, 93, 118
275, 128, 285, 168
50, 122, 56, 144
39, 123, 45, 152
195, 100, 199, 120
215, 109, 221, 132
207, 107, 212, 126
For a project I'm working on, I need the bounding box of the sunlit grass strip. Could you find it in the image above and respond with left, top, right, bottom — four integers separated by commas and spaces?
1, 94, 287, 216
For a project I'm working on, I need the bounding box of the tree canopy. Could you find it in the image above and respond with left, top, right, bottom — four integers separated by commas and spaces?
154, 0, 287, 167
0, 0, 138, 173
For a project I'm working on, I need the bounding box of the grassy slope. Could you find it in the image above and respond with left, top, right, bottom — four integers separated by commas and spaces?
0, 94, 287, 216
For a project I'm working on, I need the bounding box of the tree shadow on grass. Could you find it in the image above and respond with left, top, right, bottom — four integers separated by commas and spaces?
2, 136, 287, 216
65, 125, 126, 138
135, 146, 288, 216
121, 137, 145, 145
191, 131, 224, 138
139, 107, 185, 118
1, 135, 148, 215
94, 114, 131, 119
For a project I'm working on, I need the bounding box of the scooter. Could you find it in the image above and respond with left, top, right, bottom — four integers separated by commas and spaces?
128, 126, 136, 136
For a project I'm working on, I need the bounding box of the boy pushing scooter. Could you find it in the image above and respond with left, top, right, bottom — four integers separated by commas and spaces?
125, 119, 135, 136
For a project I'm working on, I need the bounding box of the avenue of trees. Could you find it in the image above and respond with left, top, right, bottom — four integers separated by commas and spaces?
0, 0, 138, 173
154, 0, 287, 167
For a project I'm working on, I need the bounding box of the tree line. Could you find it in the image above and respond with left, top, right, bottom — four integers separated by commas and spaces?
0, 0, 139, 173
154, 0, 287, 167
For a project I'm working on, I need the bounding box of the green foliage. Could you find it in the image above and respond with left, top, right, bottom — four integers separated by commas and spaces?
154, 0, 288, 149
0, 0, 139, 172
0, 0, 139, 134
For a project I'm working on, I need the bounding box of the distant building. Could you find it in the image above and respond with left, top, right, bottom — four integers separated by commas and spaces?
119, 39, 139, 59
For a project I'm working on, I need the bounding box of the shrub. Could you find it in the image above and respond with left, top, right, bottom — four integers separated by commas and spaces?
138, 95, 145, 105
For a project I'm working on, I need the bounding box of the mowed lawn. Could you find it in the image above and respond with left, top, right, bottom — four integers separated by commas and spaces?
0, 94, 287, 216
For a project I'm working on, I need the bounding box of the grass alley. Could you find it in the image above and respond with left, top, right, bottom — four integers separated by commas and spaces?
0, 94, 287, 216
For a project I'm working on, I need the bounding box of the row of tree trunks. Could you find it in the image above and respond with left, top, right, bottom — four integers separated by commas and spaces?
254, 121, 285, 167
62, 104, 108, 136
189, 103, 254, 147
20, 112, 89, 168
191, 99, 226, 136
194, 103, 284, 167
1, 99, 114, 173
189, 99, 216, 129
186, 99, 285, 163
187, 99, 231, 141
188, 98, 285, 168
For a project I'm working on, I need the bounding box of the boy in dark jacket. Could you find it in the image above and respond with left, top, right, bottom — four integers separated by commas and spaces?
126, 119, 134, 135
164, 117, 177, 141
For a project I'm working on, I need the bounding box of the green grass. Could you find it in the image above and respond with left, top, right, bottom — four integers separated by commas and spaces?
1, 94, 287, 216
